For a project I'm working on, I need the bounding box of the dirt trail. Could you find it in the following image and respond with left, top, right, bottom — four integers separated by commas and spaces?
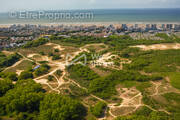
30, 44, 158, 118
33, 44, 90, 93
150, 81, 161, 96
147, 80, 180, 115
18, 52, 40, 65
31, 44, 112, 119
108, 88, 143, 117
3, 59, 24, 72
150, 80, 180, 96
5, 43, 180, 118
22, 43, 179, 118
3, 52, 39, 72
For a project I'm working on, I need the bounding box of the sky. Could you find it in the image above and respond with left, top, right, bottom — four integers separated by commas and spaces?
0, 0, 180, 12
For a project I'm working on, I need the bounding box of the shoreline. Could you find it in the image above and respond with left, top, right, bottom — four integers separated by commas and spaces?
1, 22, 180, 28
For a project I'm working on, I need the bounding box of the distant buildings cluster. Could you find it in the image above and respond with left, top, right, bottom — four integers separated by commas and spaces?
118, 24, 180, 33
0, 23, 180, 49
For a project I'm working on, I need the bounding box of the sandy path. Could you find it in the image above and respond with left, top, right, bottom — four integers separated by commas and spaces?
3, 59, 24, 72
29, 43, 177, 118
33, 44, 90, 94
18, 52, 40, 65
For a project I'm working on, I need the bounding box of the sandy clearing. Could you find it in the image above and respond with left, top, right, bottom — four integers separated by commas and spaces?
132, 43, 180, 51
35, 79, 48, 84
45, 43, 54, 46
38, 56, 49, 61
16, 70, 24, 75
27, 53, 39, 58
45, 42, 65, 51
53, 45, 65, 51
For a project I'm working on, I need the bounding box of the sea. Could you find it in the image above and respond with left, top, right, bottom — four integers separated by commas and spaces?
0, 9, 180, 25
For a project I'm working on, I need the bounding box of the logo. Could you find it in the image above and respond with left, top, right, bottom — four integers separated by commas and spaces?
66, 54, 87, 66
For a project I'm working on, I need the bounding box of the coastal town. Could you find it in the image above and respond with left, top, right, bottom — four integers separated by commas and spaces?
0, 23, 180, 49
1, 0, 180, 119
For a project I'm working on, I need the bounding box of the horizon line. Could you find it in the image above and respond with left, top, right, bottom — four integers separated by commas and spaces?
0, 8, 180, 13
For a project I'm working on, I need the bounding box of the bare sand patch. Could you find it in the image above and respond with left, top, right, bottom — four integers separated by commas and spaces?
132, 43, 180, 51
53, 45, 65, 51
16, 70, 24, 75
35, 79, 48, 84
34, 55, 49, 61
27, 53, 39, 58
45, 42, 65, 51
45, 43, 54, 46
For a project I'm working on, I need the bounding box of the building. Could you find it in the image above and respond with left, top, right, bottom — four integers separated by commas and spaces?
166, 24, 173, 30
145, 24, 151, 31
151, 24, 157, 30
121, 24, 128, 31
161, 24, 166, 30
174, 24, 180, 30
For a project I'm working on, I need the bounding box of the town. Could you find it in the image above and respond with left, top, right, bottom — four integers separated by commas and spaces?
0, 23, 180, 49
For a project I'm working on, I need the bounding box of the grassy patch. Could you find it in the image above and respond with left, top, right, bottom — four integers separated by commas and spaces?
67, 64, 99, 88
69, 84, 88, 97
169, 72, 180, 89
5, 60, 34, 73
125, 49, 180, 73
136, 82, 152, 93
163, 92, 180, 119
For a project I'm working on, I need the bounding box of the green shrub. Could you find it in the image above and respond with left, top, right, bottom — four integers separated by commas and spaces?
18, 71, 33, 80
90, 101, 107, 117
23, 38, 48, 48
48, 75, 54, 81
0, 79, 14, 97
52, 54, 61, 60
39, 94, 86, 120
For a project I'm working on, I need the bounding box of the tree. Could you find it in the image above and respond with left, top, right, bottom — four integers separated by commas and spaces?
48, 75, 54, 81
0, 72, 17, 81
0, 79, 44, 117
0, 53, 21, 68
52, 54, 61, 60
54, 49, 59, 52
18, 71, 33, 80
34, 64, 50, 77
39, 94, 86, 120
68, 64, 99, 87
7, 72, 18, 81
90, 101, 107, 117
0, 79, 14, 97
23, 38, 48, 48
48, 52, 54, 57
56, 69, 63, 77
